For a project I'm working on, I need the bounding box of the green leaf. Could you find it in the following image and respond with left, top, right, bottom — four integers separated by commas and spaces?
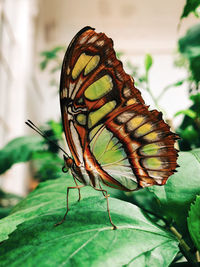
0, 177, 98, 242
144, 54, 153, 73
39, 46, 64, 70
175, 109, 197, 119
0, 190, 22, 219
179, 24, 200, 83
0, 136, 43, 174
40, 46, 64, 59
190, 92, 200, 105
33, 151, 63, 181
47, 120, 63, 139
0, 207, 11, 219
0, 178, 178, 266
181, 0, 200, 19
127, 241, 178, 267
188, 195, 200, 250
150, 149, 200, 234
39, 59, 48, 70
173, 80, 185, 87
117, 188, 164, 224
179, 125, 199, 143
116, 51, 124, 59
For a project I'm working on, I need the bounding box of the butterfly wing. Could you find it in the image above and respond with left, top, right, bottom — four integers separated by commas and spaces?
60, 26, 179, 191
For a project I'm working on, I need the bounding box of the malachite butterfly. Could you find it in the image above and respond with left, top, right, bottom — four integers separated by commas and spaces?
28, 26, 179, 229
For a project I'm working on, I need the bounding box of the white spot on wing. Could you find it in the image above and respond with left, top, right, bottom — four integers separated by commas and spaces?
79, 35, 88, 44
155, 179, 163, 185
96, 40, 105, 47
69, 83, 75, 97
67, 67, 70, 75
116, 111, 135, 123
123, 87, 132, 98
88, 35, 98, 43
70, 122, 84, 163
71, 78, 83, 99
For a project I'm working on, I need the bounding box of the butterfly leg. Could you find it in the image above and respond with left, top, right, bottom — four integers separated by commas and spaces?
55, 185, 85, 226
99, 183, 106, 197
94, 187, 117, 230
73, 175, 81, 202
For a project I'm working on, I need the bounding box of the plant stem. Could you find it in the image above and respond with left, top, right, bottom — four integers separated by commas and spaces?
196, 251, 200, 262
157, 84, 173, 101
169, 226, 198, 265
137, 201, 198, 264
145, 72, 160, 111
140, 206, 198, 264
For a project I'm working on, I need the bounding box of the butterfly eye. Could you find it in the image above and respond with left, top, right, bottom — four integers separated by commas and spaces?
62, 166, 68, 173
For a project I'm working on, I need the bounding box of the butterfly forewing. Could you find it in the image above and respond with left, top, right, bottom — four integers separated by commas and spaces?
60, 26, 179, 191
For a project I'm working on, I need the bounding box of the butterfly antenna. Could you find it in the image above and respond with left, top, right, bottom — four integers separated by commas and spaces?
25, 120, 70, 158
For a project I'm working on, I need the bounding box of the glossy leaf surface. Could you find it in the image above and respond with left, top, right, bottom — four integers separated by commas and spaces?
0, 178, 178, 267
150, 149, 200, 234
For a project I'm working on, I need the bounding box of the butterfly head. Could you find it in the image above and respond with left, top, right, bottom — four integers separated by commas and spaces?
62, 155, 74, 173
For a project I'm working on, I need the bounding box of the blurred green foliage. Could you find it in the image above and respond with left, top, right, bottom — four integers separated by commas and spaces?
0, 190, 22, 219
179, 23, 200, 84
0, 120, 64, 181
40, 46, 65, 71
188, 196, 200, 252
175, 93, 200, 150
175, 23, 200, 151
180, 0, 200, 19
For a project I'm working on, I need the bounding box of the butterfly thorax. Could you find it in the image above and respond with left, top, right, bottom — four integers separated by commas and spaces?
64, 154, 101, 187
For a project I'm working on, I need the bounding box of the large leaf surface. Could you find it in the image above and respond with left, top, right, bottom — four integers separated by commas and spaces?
0, 177, 179, 267
0, 176, 96, 242
150, 149, 200, 234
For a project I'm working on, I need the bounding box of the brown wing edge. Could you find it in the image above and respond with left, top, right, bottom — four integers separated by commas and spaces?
59, 27, 95, 164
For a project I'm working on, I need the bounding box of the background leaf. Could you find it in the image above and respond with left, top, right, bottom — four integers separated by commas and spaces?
0, 136, 43, 175
179, 24, 200, 83
0, 178, 179, 267
32, 151, 63, 181
150, 149, 200, 235
176, 93, 200, 151
0, 176, 101, 242
175, 109, 197, 119
144, 53, 153, 73
187, 195, 200, 251
181, 0, 200, 19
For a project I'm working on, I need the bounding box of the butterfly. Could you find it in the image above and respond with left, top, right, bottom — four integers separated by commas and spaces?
28, 26, 179, 230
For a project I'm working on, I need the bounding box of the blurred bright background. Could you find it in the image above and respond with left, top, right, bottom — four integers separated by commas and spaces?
0, 0, 200, 211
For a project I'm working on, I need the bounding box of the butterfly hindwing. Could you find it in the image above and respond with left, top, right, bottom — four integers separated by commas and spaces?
60, 26, 179, 191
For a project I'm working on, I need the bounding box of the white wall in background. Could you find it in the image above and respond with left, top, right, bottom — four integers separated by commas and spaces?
0, 0, 37, 195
